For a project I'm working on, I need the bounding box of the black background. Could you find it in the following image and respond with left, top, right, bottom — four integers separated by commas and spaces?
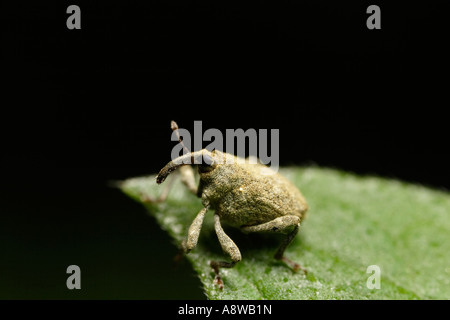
2, 1, 448, 299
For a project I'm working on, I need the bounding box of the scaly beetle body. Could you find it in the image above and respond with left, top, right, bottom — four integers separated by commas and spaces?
196, 151, 308, 229
150, 122, 309, 289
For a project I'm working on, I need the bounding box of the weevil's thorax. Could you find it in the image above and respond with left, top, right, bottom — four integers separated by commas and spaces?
200, 162, 246, 205
198, 152, 249, 206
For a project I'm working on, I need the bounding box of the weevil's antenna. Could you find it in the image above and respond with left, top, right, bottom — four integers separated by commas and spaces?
157, 121, 216, 185
171, 120, 190, 155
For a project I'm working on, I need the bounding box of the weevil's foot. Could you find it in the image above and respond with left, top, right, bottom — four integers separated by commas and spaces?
293, 263, 307, 274
173, 241, 192, 268
279, 256, 307, 274
213, 275, 224, 290
172, 248, 185, 268
209, 261, 224, 290
140, 192, 167, 204
140, 194, 156, 204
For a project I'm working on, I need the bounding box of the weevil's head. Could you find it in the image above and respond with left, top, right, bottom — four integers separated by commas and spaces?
156, 149, 227, 184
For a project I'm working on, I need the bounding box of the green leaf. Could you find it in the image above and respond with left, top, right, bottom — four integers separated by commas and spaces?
119, 167, 450, 299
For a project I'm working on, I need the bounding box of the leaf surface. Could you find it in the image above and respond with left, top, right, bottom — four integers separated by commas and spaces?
120, 167, 450, 299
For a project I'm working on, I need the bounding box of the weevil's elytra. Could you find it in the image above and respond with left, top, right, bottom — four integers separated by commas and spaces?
148, 121, 309, 289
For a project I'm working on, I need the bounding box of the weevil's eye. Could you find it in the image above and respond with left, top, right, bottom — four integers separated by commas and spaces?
198, 164, 214, 173
197, 149, 217, 174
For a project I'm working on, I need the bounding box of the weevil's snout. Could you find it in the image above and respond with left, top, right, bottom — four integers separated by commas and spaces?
156, 155, 190, 184
156, 171, 168, 184
156, 149, 215, 184
155, 158, 185, 185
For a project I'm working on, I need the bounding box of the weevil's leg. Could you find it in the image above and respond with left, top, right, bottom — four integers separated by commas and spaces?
241, 215, 306, 273
274, 223, 307, 273
174, 205, 209, 265
179, 165, 198, 195
210, 214, 242, 289
141, 174, 177, 203
180, 205, 209, 254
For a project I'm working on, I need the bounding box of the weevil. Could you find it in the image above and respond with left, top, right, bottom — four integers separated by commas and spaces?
145, 121, 309, 289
